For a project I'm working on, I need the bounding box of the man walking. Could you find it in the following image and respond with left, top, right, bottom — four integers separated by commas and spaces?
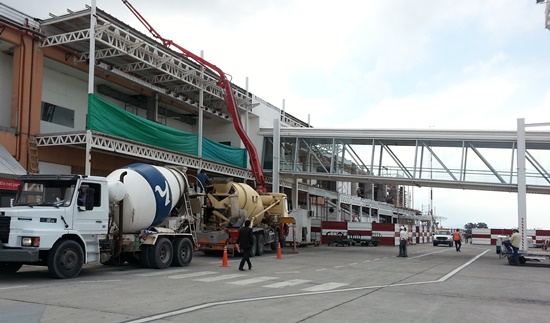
453, 229, 462, 252
397, 226, 408, 257
237, 219, 254, 271
503, 229, 521, 266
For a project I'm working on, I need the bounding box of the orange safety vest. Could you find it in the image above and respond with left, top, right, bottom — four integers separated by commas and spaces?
453, 231, 461, 241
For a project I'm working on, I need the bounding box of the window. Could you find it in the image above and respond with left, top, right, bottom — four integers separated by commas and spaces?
80, 182, 102, 207
41, 102, 75, 128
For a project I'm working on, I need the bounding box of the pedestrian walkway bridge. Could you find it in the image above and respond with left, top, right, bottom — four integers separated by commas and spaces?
259, 127, 550, 195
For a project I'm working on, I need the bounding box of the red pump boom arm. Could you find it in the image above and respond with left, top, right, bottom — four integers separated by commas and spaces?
122, 0, 266, 193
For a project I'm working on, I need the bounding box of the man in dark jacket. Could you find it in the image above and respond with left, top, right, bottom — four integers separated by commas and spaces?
237, 219, 254, 271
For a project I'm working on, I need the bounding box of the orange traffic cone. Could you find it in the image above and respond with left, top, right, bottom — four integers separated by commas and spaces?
221, 245, 229, 267
276, 242, 282, 259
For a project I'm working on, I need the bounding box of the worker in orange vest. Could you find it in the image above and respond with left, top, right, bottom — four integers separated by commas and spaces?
453, 229, 462, 252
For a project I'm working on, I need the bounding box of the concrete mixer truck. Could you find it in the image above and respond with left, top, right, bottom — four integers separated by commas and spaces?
0, 163, 201, 278
196, 178, 292, 257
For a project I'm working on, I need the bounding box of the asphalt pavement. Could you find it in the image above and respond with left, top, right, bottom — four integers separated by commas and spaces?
1, 243, 549, 322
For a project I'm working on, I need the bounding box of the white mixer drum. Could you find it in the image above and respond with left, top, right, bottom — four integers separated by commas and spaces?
106, 163, 185, 233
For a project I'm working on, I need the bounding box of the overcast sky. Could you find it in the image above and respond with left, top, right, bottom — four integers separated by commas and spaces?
4, 0, 550, 229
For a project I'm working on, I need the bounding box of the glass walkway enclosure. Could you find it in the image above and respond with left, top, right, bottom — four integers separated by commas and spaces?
260, 127, 550, 196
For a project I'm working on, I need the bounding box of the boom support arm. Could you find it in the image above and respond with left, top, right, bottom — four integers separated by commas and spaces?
122, 0, 266, 192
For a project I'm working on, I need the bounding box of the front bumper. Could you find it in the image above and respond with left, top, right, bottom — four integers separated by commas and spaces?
0, 243, 40, 262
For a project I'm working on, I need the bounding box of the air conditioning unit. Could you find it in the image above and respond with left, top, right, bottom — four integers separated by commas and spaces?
308, 210, 315, 217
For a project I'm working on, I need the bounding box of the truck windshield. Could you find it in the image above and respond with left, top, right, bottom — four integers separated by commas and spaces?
14, 180, 77, 207
436, 231, 451, 235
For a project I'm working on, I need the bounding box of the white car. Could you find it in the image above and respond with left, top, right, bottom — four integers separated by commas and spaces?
433, 230, 454, 247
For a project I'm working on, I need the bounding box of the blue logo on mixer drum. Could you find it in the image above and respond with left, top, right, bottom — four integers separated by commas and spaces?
127, 163, 172, 226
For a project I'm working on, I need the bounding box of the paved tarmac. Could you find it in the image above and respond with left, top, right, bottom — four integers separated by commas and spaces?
1, 243, 549, 322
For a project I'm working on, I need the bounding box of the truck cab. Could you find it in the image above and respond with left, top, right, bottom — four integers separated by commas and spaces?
0, 174, 109, 277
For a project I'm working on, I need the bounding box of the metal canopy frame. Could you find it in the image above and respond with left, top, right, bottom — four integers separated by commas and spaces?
39, 7, 253, 121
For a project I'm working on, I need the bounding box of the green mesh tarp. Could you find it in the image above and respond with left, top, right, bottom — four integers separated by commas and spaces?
87, 93, 247, 168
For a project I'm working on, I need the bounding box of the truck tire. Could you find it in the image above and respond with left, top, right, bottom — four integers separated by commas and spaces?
256, 235, 265, 256
433, 242, 437, 246
47, 239, 84, 279
140, 245, 152, 268
171, 237, 193, 267
449, 242, 453, 247
149, 237, 173, 269
250, 235, 257, 258
0, 262, 23, 274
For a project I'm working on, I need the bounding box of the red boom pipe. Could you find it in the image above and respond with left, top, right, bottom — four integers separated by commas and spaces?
122, 0, 266, 192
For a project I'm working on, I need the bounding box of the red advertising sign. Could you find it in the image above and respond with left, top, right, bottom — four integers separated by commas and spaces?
0, 178, 21, 190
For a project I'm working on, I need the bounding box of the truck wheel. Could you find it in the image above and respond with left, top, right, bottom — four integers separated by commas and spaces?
0, 262, 23, 274
47, 239, 84, 279
256, 235, 265, 256
250, 235, 257, 258
149, 237, 173, 269
171, 237, 193, 267
433, 242, 437, 246
140, 245, 152, 268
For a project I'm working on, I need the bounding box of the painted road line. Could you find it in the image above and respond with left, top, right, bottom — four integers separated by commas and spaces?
409, 249, 450, 259
136, 269, 190, 277
126, 249, 491, 323
79, 280, 121, 283
0, 285, 29, 291
194, 273, 246, 282
227, 276, 278, 285
263, 279, 311, 288
302, 282, 348, 292
315, 268, 327, 272
168, 271, 217, 280
438, 249, 491, 281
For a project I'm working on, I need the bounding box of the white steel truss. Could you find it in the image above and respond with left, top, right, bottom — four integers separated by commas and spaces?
36, 131, 251, 179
